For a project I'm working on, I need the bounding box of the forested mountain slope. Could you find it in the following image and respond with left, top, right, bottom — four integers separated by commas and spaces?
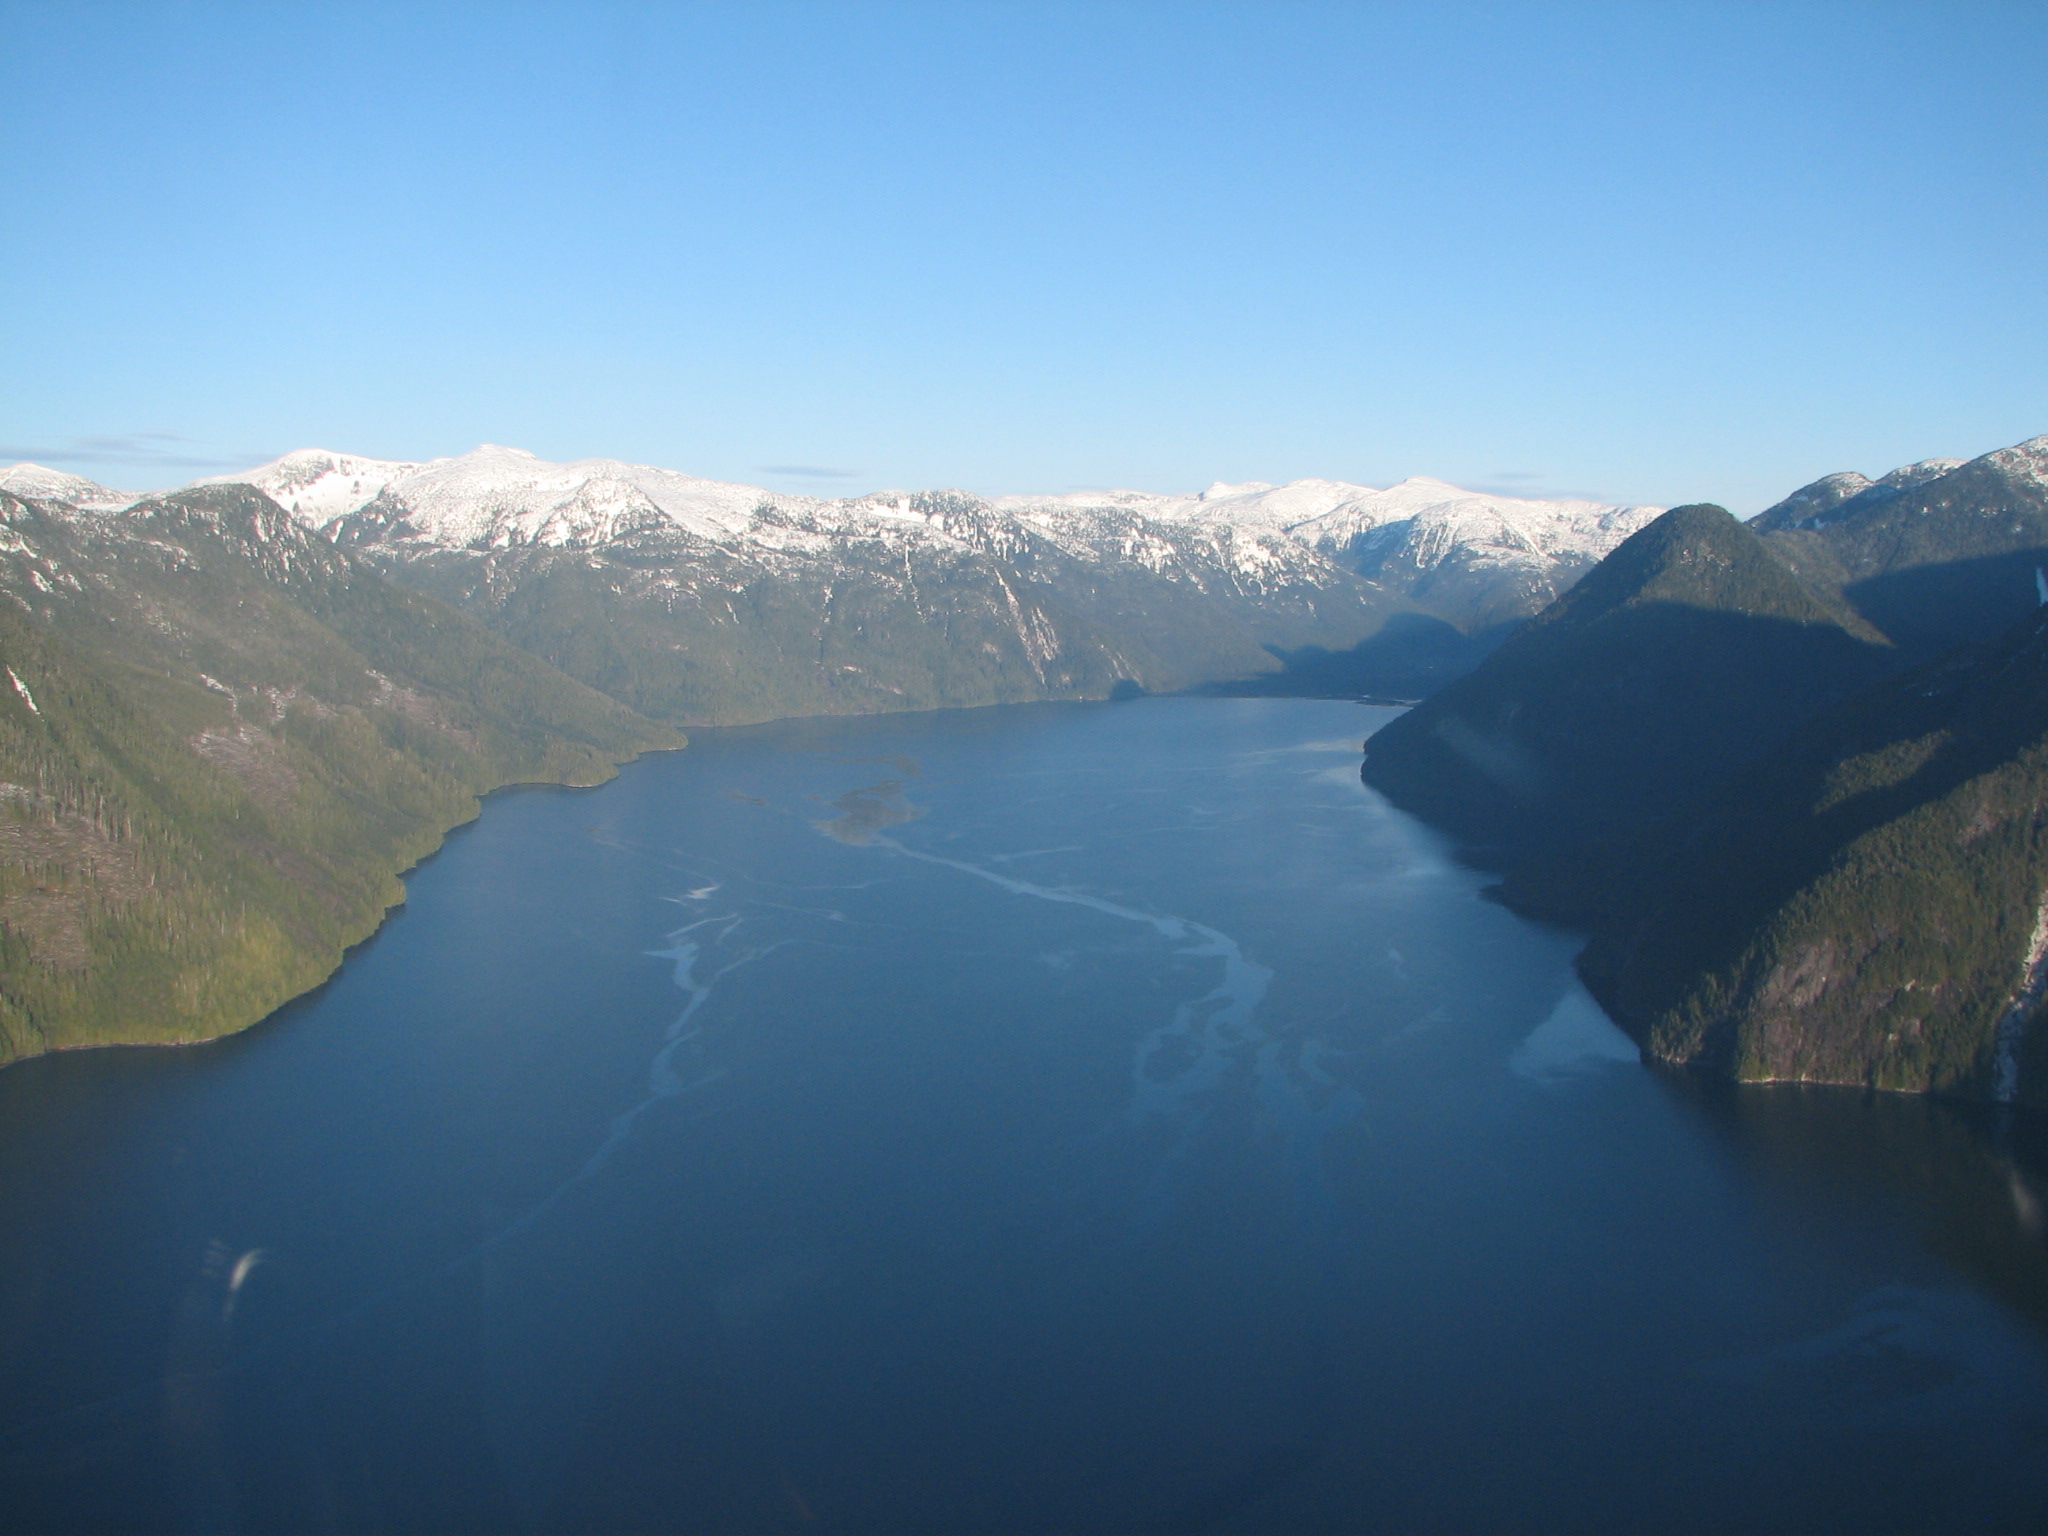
0, 445, 1664, 1066
0, 486, 677, 1067
360, 489, 1360, 724
1359, 432, 2048, 1104
1580, 604, 2048, 1105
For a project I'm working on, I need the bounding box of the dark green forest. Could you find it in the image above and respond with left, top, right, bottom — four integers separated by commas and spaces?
1364, 438, 2048, 1104
0, 487, 678, 1067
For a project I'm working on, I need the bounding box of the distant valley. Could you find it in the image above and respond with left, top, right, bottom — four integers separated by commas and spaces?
0, 450, 1657, 1065
10, 432, 2048, 1111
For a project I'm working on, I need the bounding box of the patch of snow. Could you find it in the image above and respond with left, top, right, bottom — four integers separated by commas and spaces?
1993, 895, 2048, 1103
1873, 457, 1964, 491
6, 667, 40, 716
339, 445, 777, 549
1286, 478, 1663, 575
1982, 435, 2048, 494
998, 474, 1660, 582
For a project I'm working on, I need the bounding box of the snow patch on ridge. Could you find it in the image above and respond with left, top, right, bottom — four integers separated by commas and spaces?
6, 668, 40, 717
997, 474, 1662, 582
1985, 436, 2048, 494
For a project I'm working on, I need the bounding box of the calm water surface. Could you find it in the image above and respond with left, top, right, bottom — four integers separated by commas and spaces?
1, 698, 2046, 1534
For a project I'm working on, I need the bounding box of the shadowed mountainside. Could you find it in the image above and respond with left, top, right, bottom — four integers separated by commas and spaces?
1360, 505, 1894, 863
1360, 435, 2048, 1104
1578, 605, 2048, 1103
1201, 612, 1511, 703
1759, 435, 2048, 658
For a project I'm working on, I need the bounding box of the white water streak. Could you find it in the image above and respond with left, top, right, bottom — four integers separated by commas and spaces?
873, 837, 1269, 1118
499, 913, 781, 1233
873, 835, 1359, 1154
1992, 895, 2048, 1103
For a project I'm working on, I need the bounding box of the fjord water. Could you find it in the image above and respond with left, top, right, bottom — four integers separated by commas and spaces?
2, 699, 2046, 1534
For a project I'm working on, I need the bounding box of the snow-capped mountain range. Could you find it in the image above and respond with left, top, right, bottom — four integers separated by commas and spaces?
2, 445, 1664, 723
166, 446, 1658, 596
10, 437, 2045, 726
5, 444, 1662, 596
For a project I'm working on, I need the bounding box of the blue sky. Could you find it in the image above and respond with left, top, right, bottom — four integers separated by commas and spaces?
2, 0, 2043, 511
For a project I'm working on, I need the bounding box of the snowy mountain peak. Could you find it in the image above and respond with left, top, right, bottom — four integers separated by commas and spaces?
202, 449, 422, 527
334, 449, 778, 550
0, 464, 139, 513
1279, 478, 1663, 573
208, 448, 421, 484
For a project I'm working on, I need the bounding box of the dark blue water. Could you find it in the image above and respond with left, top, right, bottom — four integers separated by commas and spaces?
2, 698, 2046, 1534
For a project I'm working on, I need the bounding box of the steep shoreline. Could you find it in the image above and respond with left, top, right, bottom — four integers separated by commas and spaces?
0, 486, 683, 1068
13, 742, 682, 1068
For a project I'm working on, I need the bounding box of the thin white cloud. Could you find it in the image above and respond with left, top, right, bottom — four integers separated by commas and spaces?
0, 432, 272, 471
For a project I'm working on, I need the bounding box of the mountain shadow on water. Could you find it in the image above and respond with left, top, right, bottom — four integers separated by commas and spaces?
1200, 612, 1508, 703
1659, 1074, 2048, 1334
